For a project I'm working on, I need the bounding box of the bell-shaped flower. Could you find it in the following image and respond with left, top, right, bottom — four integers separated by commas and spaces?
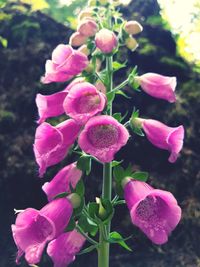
42, 162, 82, 201
41, 44, 88, 84
47, 229, 85, 267
78, 115, 129, 162
63, 82, 106, 124
124, 20, 143, 35
69, 32, 88, 47
124, 179, 181, 245
95, 29, 117, 54
33, 120, 81, 177
139, 118, 184, 163
12, 198, 73, 265
77, 18, 99, 37
135, 73, 177, 102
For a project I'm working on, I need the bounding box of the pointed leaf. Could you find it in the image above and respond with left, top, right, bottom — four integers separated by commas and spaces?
77, 244, 97, 255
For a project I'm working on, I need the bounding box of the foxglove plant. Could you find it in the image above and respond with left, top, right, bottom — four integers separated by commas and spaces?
12, 0, 185, 266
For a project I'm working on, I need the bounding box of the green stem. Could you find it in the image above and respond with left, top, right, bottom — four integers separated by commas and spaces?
112, 78, 129, 93
98, 55, 113, 267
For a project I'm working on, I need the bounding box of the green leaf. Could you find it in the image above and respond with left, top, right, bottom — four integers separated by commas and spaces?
112, 160, 123, 167
113, 165, 125, 182
108, 232, 132, 251
77, 244, 97, 255
75, 179, 85, 197
78, 214, 98, 237
131, 171, 149, 182
98, 198, 114, 224
53, 192, 69, 199
106, 91, 115, 104
113, 112, 122, 122
112, 61, 126, 71
77, 155, 92, 175
115, 90, 131, 99
0, 36, 7, 48
64, 217, 76, 232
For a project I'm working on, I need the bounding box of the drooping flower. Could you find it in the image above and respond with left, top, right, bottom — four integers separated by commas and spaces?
41, 44, 88, 84
78, 115, 129, 162
124, 20, 143, 35
33, 120, 81, 177
95, 29, 118, 54
77, 18, 99, 37
138, 118, 184, 163
12, 198, 73, 265
63, 82, 106, 124
135, 73, 177, 103
69, 32, 88, 47
125, 37, 138, 51
42, 162, 82, 201
123, 179, 182, 245
47, 229, 85, 267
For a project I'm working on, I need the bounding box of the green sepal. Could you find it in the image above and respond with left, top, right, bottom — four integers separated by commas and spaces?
77, 244, 97, 255
111, 160, 123, 167
64, 217, 76, 232
112, 61, 126, 72
115, 90, 131, 99
53, 192, 69, 200
78, 213, 98, 237
98, 198, 114, 225
107, 231, 132, 251
77, 155, 92, 175
129, 109, 144, 137
130, 171, 149, 182
74, 179, 85, 197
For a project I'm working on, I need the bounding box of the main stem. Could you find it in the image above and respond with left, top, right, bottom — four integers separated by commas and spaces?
98, 55, 113, 267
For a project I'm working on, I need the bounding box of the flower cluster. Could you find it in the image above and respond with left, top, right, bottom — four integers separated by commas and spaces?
12, 1, 185, 266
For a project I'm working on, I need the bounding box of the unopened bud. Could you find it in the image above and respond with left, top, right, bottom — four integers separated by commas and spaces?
95, 28, 117, 54
67, 193, 81, 209
95, 80, 106, 94
78, 9, 93, 21
125, 37, 138, 51
121, 177, 131, 189
77, 18, 99, 37
78, 44, 90, 56
124, 20, 143, 35
69, 32, 88, 47
88, 0, 96, 6
99, 0, 108, 5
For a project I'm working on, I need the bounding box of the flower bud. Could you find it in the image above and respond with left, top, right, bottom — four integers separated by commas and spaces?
69, 32, 88, 47
95, 80, 106, 94
88, 0, 96, 6
95, 28, 117, 54
67, 193, 81, 209
78, 9, 93, 21
124, 21, 143, 35
125, 36, 138, 51
99, 0, 108, 5
77, 18, 99, 37
78, 44, 90, 56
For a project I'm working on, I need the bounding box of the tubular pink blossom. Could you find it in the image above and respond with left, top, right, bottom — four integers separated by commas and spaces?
140, 119, 184, 163
69, 32, 88, 47
124, 179, 182, 245
63, 82, 106, 124
33, 120, 81, 177
95, 29, 117, 54
47, 230, 85, 267
41, 44, 88, 84
78, 115, 129, 162
136, 73, 177, 102
77, 18, 99, 37
12, 198, 73, 265
42, 162, 82, 201
36, 91, 68, 124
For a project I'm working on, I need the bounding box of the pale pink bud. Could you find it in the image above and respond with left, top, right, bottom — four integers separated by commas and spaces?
125, 37, 138, 51
78, 18, 99, 37
69, 32, 87, 47
124, 21, 143, 35
95, 80, 107, 94
78, 9, 93, 21
78, 44, 90, 56
95, 29, 118, 54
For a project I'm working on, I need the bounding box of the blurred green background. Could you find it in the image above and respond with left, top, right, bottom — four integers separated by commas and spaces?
0, 0, 200, 266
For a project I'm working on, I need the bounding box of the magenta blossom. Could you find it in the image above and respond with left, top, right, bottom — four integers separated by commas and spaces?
42, 162, 82, 201
12, 198, 73, 265
33, 120, 81, 177
139, 118, 184, 163
124, 179, 181, 244
95, 29, 117, 54
47, 229, 85, 267
78, 115, 129, 162
41, 44, 88, 84
136, 73, 177, 103
63, 82, 106, 124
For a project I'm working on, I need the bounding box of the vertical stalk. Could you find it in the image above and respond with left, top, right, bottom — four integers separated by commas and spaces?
98, 55, 113, 267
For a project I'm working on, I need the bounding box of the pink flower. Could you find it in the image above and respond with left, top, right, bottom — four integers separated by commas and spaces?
33, 120, 81, 177
42, 162, 82, 201
77, 18, 98, 37
63, 82, 106, 124
136, 73, 177, 103
124, 20, 143, 35
95, 29, 117, 54
41, 44, 88, 84
140, 119, 184, 163
47, 229, 85, 267
69, 32, 88, 47
78, 115, 129, 162
12, 198, 73, 265
124, 179, 181, 245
